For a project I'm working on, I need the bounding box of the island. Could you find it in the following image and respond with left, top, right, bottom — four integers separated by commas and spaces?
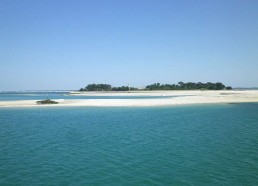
79, 82, 232, 91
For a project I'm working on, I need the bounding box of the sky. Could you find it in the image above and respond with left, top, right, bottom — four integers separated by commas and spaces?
0, 0, 258, 90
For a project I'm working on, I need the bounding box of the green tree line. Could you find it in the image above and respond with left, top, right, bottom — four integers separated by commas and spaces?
79, 82, 232, 91
79, 84, 138, 91
145, 82, 232, 90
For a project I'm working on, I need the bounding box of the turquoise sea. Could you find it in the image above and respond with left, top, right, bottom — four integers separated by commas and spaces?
0, 91, 174, 101
1, 99, 258, 185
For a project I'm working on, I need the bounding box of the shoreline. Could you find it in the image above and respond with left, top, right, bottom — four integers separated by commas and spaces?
0, 90, 258, 108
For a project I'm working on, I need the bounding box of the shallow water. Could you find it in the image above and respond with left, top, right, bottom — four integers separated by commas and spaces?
0, 92, 174, 101
1, 104, 258, 185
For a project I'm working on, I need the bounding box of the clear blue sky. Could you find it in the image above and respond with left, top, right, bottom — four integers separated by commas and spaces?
1, 0, 258, 90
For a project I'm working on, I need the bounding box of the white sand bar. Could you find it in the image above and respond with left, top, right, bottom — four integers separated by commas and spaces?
0, 90, 258, 107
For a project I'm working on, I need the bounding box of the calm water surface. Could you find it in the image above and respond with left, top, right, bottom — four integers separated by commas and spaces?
0, 92, 174, 101
1, 104, 258, 185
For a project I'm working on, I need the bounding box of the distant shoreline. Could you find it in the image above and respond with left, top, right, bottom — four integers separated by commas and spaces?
0, 90, 257, 108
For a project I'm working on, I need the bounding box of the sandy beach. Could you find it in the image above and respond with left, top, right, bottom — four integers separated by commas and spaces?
0, 90, 258, 107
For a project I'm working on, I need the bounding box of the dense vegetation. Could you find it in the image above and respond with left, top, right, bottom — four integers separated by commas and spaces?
145, 82, 232, 90
79, 82, 232, 91
111, 86, 138, 91
36, 99, 58, 104
79, 84, 138, 91
80, 84, 112, 91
